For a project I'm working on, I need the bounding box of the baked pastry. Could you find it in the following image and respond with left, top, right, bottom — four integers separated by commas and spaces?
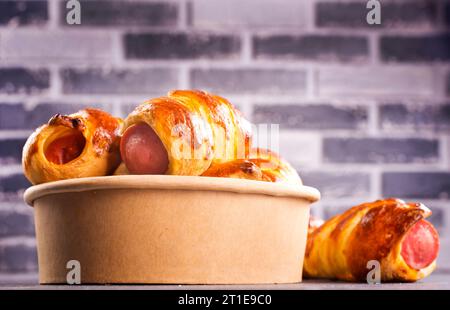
120, 90, 252, 176
202, 148, 302, 185
303, 198, 440, 282
22, 90, 301, 185
22, 108, 122, 184
113, 162, 129, 175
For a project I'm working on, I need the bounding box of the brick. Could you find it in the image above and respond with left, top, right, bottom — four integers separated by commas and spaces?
1, 31, 113, 61
0, 243, 37, 272
253, 104, 367, 130
318, 66, 434, 97
0, 103, 25, 130
190, 0, 308, 28
380, 104, 450, 132
0, 103, 55, 130
61, 68, 178, 94
310, 206, 323, 218
447, 72, 450, 96
119, 103, 140, 118
383, 172, 450, 199
253, 35, 368, 62
0, 210, 34, 237
323, 138, 439, 164
316, 1, 437, 28
426, 207, 445, 232
323, 204, 377, 220
125, 33, 240, 60
0, 139, 26, 165
438, 240, 450, 268
26, 102, 112, 129
60, 0, 177, 27
301, 171, 371, 198
0, 102, 111, 130
0, 0, 47, 26
0, 174, 31, 201
253, 130, 321, 168
279, 132, 322, 168
120, 101, 167, 118
323, 205, 352, 219
0, 68, 50, 94
445, 1, 450, 26
381, 35, 450, 62
191, 69, 307, 95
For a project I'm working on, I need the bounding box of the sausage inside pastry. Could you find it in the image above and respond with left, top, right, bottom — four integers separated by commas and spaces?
202, 148, 302, 185
22, 90, 302, 187
22, 108, 122, 184
303, 198, 440, 282
120, 90, 252, 176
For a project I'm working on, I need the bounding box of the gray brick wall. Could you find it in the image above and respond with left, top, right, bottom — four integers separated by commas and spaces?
0, 0, 449, 277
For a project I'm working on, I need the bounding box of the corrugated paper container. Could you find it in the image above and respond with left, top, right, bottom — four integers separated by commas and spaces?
24, 175, 320, 284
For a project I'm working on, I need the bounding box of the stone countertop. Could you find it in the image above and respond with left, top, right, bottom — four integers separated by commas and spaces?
0, 272, 449, 290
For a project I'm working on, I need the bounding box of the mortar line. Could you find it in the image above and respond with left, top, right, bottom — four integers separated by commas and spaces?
48, 0, 60, 30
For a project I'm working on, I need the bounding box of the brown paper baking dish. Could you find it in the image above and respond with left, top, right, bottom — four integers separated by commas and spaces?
24, 175, 320, 284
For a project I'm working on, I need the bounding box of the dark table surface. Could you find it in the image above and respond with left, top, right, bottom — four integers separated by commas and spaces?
1, 272, 449, 290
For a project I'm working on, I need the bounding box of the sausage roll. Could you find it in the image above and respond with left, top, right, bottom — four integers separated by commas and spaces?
303, 198, 440, 282
22, 108, 122, 184
120, 90, 252, 176
202, 148, 302, 185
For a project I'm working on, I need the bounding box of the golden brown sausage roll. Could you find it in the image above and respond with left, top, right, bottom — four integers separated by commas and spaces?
22, 108, 122, 184
202, 148, 302, 185
303, 198, 440, 282
120, 90, 252, 176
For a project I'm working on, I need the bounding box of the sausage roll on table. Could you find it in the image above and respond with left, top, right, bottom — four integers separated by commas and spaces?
304, 198, 440, 282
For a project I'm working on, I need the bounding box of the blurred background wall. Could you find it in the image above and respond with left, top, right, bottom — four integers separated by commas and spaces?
0, 0, 449, 280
